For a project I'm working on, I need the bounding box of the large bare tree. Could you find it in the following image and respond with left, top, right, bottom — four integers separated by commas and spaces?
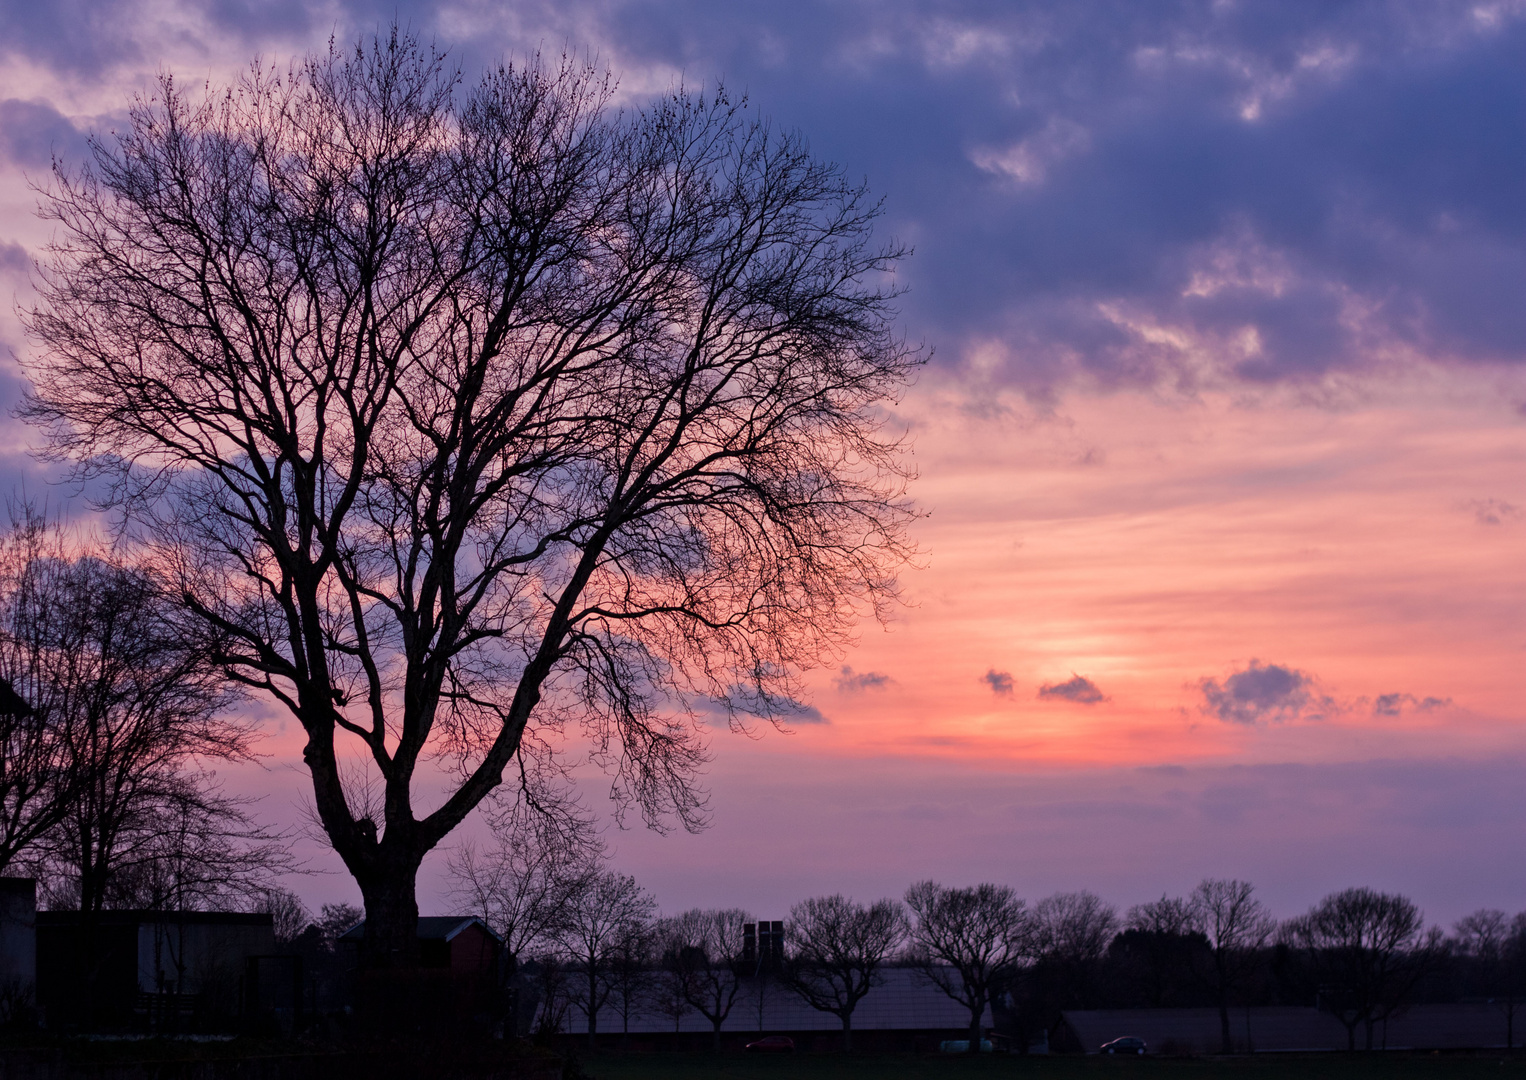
21, 30, 916, 963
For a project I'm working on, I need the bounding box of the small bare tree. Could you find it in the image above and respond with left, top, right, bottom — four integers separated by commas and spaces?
22, 28, 917, 967
0, 511, 77, 874
1284, 887, 1441, 1051
905, 881, 1031, 1053
314, 902, 364, 948
662, 908, 751, 1050
1029, 891, 1118, 1010
260, 887, 312, 945
648, 919, 694, 1034
605, 919, 657, 1047
1127, 895, 1198, 937
1116, 894, 1210, 1008
560, 870, 655, 1047
1453, 909, 1526, 1048
1190, 879, 1274, 1053
447, 797, 603, 968
782, 894, 907, 1051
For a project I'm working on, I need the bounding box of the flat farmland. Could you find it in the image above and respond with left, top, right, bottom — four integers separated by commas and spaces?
577, 1051, 1526, 1080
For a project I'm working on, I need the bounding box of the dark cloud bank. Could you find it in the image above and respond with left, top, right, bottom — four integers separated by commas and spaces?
5, 1, 1523, 393
575, 0, 1526, 390
0, 98, 90, 170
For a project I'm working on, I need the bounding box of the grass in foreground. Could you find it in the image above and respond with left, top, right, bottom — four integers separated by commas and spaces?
576, 1050, 1526, 1080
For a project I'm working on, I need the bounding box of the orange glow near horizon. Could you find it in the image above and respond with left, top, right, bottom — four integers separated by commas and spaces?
765, 368, 1526, 771
237, 365, 1525, 783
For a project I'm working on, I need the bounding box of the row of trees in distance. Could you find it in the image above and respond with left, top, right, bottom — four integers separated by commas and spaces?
405, 822, 1525, 1053
1, 503, 1519, 1057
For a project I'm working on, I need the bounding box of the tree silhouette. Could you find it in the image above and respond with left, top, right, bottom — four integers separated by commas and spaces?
1285, 886, 1441, 1051
782, 894, 907, 1051
1452, 908, 1526, 1049
906, 881, 1030, 1053
661, 908, 751, 1049
1191, 879, 1275, 1053
22, 29, 916, 964
0, 511, 75, 874
560, 871, 655, 1047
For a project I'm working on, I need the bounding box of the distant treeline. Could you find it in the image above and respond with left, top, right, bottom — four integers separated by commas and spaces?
386, 824, 1526, 1053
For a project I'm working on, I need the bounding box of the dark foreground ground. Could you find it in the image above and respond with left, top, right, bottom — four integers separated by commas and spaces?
576, 1050, 1526, 1080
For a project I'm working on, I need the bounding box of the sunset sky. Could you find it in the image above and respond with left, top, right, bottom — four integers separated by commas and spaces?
0, 0, 1522, 926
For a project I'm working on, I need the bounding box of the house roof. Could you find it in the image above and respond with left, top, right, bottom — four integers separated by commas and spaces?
338, 915, 500, 944
37, 910, 273, 928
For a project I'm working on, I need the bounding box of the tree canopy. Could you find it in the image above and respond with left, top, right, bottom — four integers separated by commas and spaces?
21, 29, 917, 962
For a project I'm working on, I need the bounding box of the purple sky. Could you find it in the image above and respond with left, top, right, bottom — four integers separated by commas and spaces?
1, 0, 1523, 927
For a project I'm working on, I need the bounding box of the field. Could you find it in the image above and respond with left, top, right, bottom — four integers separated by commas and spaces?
577, 1051, 1526, 1080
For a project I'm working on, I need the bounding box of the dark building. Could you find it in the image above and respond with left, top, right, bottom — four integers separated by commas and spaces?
742, 921, 784, 970
35, 910, 275, 1031
0, 878, 36, 1023
337, 916, 500, 978
337, 916, 504, 1033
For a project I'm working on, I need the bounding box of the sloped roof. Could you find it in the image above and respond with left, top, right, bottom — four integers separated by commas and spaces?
338, 916, 500, 944
563, 967, 991, 1034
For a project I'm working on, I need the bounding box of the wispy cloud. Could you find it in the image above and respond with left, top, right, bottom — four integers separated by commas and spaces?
1037, 673, 1108, 705
834, 665, 893, 693
983, 669, 1015, 696
709, 684, 829, 725
1464, 498, 1520, 526
1373, 693, 1451, 717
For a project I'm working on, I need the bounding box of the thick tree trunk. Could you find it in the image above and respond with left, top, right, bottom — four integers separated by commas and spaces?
842, 1011, 853, 1053
587, 966, 599, 1047
358, 860, 423, 968
969, 1003, 983, 1054
1218, 997, 1232, 1054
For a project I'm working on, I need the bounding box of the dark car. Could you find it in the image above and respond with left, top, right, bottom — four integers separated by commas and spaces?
1100, 1036, 1147, 1055
745, 1035, 796, 1053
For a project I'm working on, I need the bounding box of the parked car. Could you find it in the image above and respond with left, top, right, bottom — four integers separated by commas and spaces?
938, 1039, 994, 1053
744, 1035, 795, 1053
1100, 1036, 1147, 1055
